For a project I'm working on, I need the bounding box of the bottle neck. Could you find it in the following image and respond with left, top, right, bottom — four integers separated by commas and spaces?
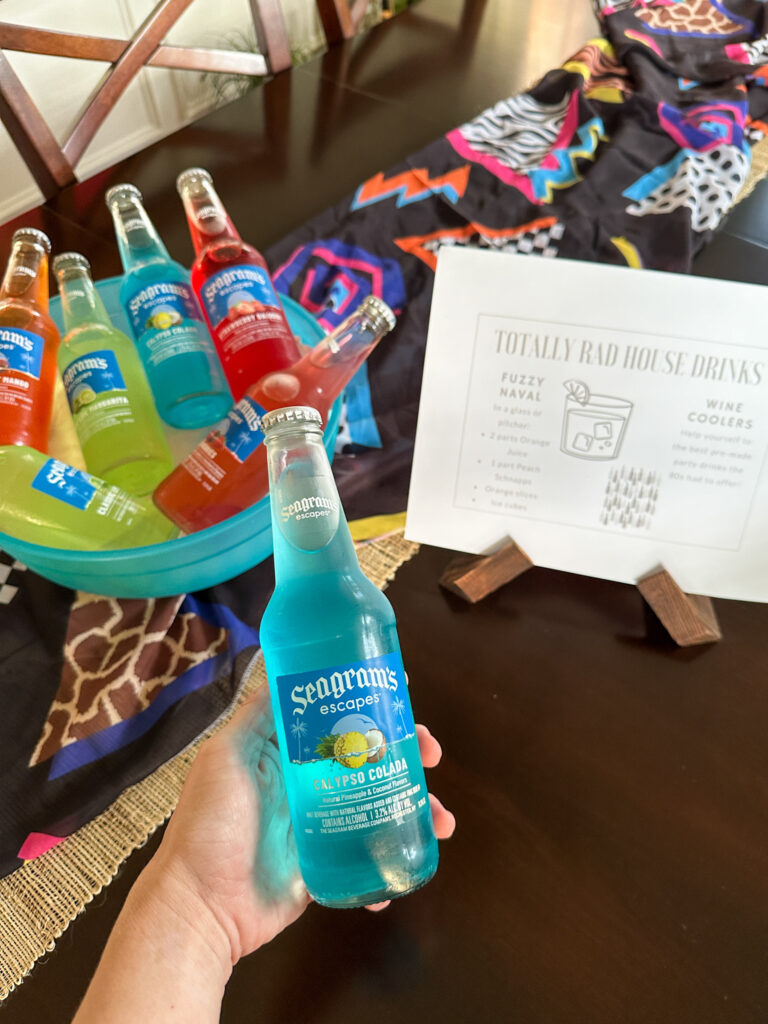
57, 268, 112, 333
255, 306, 389, 412
0, 241, 49, 308
179, 179, 241, 255
109, 195, 171, 271
266, 427, 358, 583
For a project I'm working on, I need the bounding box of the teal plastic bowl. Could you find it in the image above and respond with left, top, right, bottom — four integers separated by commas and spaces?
0, 284, 339, 598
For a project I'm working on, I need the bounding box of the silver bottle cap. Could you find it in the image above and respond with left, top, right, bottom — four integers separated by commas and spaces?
11, 228, 51, 253
52, 251, 90, 276
261, 406, 323, 435
105, 183, 142, 207
360, 295, 396, 335
176, 167, 213, 195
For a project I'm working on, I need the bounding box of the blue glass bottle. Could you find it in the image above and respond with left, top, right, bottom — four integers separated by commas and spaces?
106, 183, 232, 429
260, 406, 438, 908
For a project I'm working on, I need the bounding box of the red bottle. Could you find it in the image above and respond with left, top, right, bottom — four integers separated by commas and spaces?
153, 296, 396, 533
0, 228, 60, 450
176, 167, 300, 401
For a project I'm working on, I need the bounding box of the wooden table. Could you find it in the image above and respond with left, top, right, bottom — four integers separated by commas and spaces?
5, 2, 768, 1021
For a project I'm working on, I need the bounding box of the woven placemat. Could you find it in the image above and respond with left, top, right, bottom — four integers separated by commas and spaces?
0, 530, 420, 1000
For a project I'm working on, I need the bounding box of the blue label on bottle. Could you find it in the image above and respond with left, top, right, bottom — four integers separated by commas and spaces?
200, 265, 281, 327
0, 326, 43, 379
31, 459, 96, 510
220, 396, 267, 462
61, 349, 126, 413
276, 652, 416, 766
126, 280, 201, 336
125, 280, 212, 367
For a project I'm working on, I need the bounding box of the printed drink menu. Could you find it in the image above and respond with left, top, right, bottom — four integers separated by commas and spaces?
405, 248, 768, 602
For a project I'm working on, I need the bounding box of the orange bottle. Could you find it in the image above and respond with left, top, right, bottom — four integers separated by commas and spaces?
0, 228, 60, 449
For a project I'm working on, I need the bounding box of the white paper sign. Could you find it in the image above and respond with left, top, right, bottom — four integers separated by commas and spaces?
405, 247, 768, 602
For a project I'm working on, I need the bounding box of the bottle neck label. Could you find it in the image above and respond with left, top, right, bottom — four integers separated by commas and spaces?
31, 460, 96, 510
276, 652, 417, 765
200, 265, 280, 327
0, 327, 43, 379
275, 471, 340, 552
219, 395, 267, 462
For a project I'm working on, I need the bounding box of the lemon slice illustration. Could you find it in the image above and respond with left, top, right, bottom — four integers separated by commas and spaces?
563, 379, 590, 405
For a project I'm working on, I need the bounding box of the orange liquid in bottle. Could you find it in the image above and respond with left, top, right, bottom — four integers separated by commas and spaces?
0, 230, 60, 450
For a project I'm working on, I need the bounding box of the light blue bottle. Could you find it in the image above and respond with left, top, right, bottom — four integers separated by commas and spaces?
106, 183, 232, 429
259, 406, 438, 908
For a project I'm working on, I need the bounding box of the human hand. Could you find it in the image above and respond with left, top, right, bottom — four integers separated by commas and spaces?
151, 679, 455, 965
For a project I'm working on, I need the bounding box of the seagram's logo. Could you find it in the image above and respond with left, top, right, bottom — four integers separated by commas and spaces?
290, 664, 399, 715
280, 494, 337, 523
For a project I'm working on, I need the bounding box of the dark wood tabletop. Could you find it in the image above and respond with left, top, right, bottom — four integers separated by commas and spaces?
4, 2, 768, 1022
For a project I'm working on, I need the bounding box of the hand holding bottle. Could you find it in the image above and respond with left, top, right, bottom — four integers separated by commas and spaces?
72, 684, 453, 1023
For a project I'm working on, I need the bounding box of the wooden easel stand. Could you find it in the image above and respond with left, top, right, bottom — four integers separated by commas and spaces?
439, 540, 722, 647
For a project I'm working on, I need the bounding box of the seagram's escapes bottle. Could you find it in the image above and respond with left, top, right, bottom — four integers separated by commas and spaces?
54, 252, 174, 496
176, 167, 300, 401
0, 446, 177, 550
259, 406, 438, 908
0, 228, 60, 450
152, 295, 396, 533
106, 183, 232, 429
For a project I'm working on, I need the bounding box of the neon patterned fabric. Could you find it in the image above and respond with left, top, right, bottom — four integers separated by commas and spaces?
3, 0, 768, 876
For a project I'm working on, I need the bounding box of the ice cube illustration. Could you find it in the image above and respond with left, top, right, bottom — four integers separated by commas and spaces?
573, 432, 593, 452
593, 421, 613, 440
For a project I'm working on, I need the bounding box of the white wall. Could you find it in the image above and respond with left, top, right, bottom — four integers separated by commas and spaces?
0, 0, 328, 223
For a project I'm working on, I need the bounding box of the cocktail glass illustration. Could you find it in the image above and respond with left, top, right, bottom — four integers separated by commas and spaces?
560, 380, 633, 461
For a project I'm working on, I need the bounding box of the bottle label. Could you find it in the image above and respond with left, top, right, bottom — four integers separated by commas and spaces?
200, 265, 291, 359
220, 395, 267, 462
200, 265, 280, 326
126, 280, 211, 367
61, 349, 137, 444
30, 458, 145, 524
0, 327, 44, 412
275, 653, 426, 836
31, 459, 97, 510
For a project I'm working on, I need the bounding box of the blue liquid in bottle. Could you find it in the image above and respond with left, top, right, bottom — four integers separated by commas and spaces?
260, 406, 438, 908
106, 183, 232, 430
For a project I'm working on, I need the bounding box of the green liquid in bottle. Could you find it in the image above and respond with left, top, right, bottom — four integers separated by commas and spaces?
54, 252, 173, 496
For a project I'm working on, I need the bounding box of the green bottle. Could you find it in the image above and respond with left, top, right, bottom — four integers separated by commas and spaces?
54, 252, 174, 496
0, 446, 177, 550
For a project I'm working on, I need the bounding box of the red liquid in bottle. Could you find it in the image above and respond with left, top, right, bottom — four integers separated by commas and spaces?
178, 168, 299, 401
153, 297, 396, 533
0, 229, 60, 450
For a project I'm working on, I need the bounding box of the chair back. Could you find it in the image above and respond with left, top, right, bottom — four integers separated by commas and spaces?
0, 0, 293, 199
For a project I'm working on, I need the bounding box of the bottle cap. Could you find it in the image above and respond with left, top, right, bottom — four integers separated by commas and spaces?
11, 228, 51, 254
261, 406, 323, 435
52, 252, 90, 276
176, 167, 213, 195
105, 183, 142, 207
360, 295, 396, 335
